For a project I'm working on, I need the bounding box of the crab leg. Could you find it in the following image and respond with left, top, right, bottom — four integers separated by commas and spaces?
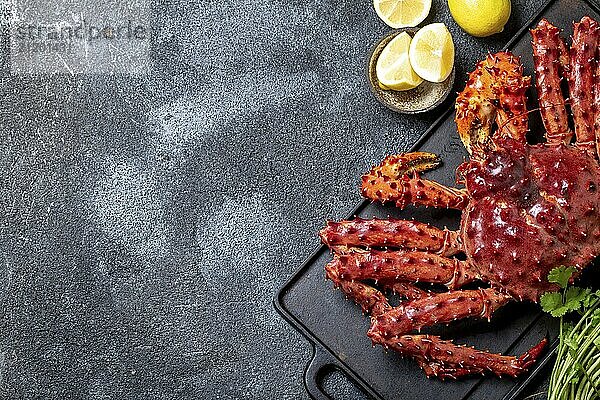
557, 31, 570, 69
495, 71, 530, 142
361, 153, 468, 210
326, 254, 547, 378
380, 281, 427, 300
367, 289, 548, 378
530, 19, 571, 144
368, 288, 511, 335
417, 359, 488, 379
320, 218, 462, 256
595, 38, 600, 157
328, 260, 547, 378
568, 16, 599, 152
326, 257, 430, 312
374, 334, 548, 379
325, 261, 391, 316
328, 249, 477, 289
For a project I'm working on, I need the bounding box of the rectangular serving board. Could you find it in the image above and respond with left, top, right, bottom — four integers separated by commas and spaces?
275, 0, 600, 399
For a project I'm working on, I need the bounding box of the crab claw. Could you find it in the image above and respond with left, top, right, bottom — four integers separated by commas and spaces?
361, 152, 468, 210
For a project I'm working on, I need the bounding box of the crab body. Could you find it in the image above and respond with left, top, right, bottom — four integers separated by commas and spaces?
462, 138, 600, 302
320, 17, 600, 379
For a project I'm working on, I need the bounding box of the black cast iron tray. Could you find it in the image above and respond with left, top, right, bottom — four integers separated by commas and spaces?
275, 0, 600, 398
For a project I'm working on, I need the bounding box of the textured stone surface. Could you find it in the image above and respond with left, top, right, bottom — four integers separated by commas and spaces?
0, 0, 552, 398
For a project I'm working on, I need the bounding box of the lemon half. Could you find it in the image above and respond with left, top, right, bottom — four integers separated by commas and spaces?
409, 23, 455, 83
374, 0, 432, 28
376, 32, 424, 91
448, 0, 511, 37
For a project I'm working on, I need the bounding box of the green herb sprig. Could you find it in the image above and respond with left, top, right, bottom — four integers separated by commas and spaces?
540, 266, 600, 400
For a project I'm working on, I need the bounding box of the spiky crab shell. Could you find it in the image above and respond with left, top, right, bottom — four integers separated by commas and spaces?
461, 137, 600, 302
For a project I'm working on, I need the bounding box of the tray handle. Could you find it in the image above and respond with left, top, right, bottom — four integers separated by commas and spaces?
305, 345, 358, 400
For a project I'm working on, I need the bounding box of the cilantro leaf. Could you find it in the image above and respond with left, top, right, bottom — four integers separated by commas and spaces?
552, 305, 572, 318
583, 290, 600, 308
544, 269, 600, 398
548, 266, 577, 289
541, 292, 565, 316
564, 336, 580, 360
564, 336, 579, 351
563, 322, 574, 337
563, 287, 590, 313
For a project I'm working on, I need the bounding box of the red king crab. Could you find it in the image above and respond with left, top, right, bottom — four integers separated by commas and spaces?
319, 17, 600, 379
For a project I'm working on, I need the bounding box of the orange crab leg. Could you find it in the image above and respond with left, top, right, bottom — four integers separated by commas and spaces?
530, 19, 571, 144
328, 249, 477, 289
361, 153, 468, 210
320, 218, 462, 256
569, 16, 599, 151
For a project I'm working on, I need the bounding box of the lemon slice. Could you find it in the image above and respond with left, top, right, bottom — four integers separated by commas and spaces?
373, 0, 432, 28
409, 23, 455, 83
376, 32, 424, 91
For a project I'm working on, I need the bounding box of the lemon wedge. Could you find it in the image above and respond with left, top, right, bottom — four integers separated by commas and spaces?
409, 23, 455, 83
376, 32, 423, 91
373, 0, 432, 28
448, 0, 511, 37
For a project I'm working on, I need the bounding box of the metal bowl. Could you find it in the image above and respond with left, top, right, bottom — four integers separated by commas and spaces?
367, 28, 455, 114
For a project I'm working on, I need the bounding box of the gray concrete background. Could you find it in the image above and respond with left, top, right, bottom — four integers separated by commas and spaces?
0, 0, 560, 398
